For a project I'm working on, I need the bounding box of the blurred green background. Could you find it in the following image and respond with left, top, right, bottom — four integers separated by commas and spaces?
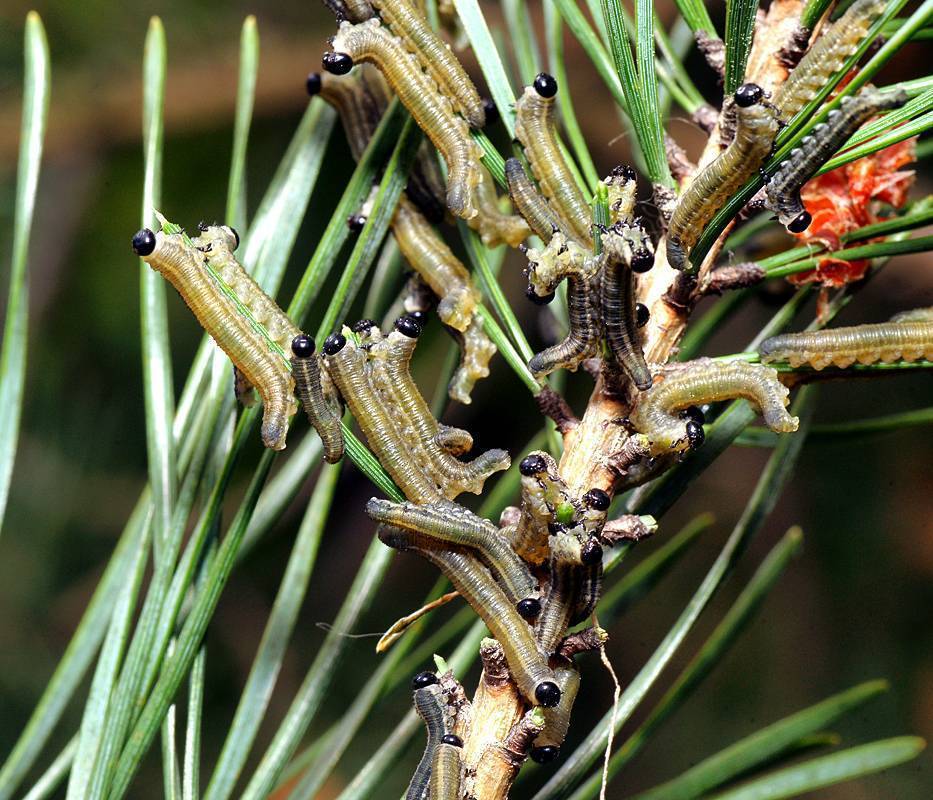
0, 1, 930, 797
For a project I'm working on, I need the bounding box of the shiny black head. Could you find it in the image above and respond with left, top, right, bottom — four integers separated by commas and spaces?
685, 420, 705, 449
635, 303, 650, 327
581, 538, 604, 566
408, 309, 429, 327
631, 249, 654, 273
583, 488, 611, 511
535, 681, 562, 708
132, 228, 157, 257
291, 334, 315, 358
519, 453, 548, 476
351, 319, 377, 334
788, 211, 812, 233
306, 72, 323, 96
441, 734, 463, 747
347, 214, 366, 232
394, 315, 422, 338
611, 164, 637, 181
530, 746, 560, 764
229, 227, 240, 249
681, 405, 705, 426
322, 332, 347, 355
322, 52, 353, 75
533, 72, 558, 98
735, 83, 763, 108
411, 671, 439, 690
526, 285, 555, 305
516, 597, 542, 620
482, 97, 499, 125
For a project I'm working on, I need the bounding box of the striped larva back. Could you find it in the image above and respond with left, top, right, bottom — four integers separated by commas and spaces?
366, 498, 538, 608
666, 83, 780, 272
535, 557, 578, 656
290, 335, 345, 464
369, 0, 486, 128
326, 19, 484, 220
759, 309, 933, 370
379, 526, 562, 708
133, 225, 296, 451
406, 679, 450, 800
630, 358, 799, 455
505, 157, 562, 244
766, 89, 908, 232
466, 163, 532, 248
773, 0, 887, 121
307, 67, 389, 160
532, 665, 581, 760
515, 74, 594, 246
429, 738, 463, 800
600, 222, 655, 390
511, 452, 574, 565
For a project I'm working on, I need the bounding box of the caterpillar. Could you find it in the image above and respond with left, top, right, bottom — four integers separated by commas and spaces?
535, 553, 578, 657
666, 83, 780, 272
604, 165, 638, 226
290, 335, 345, 463
515, 74, 594, 246
368, 0, 486, 129
466, 163, 532, 248
429, 734, 463, 800
758, 307, 933, 369
765, 88, 908, 232
324, 19, 484, 219
365, 498, 540, 612
505, 157, 562, 244
379, 525, 563, 708
629, 358, 799, 455
600, 222, 655, 391
406, 674, 450, 800
367, 318, 509, 494
525, 233, 602, 377
772, 0, 887, 121
531, 665, 581, 764
509, 452, 575, 565
435, 425, 473, 457
132, 223, 297, 451
322, 329, 443, 502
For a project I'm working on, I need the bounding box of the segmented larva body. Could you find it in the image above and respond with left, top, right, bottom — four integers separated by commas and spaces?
407, 681, 450, 800
766, 89, 908, 232
758, 308, 933, 369
600, 222, 655, 391
326, 19, 484, 219
379, 526, 562, 708
371, 323, 509, 495
604, 165, 638, 226
448, 317, 497, 405
323, 330, 442, 502
573, 559, 603, 624
773, 0, 887, 121
393, 196, 478, 332
193, 225, 301, 354
308, 68, 388, 160
505, 157, 562, 244
630, 358, 799, 455
533, 665, 581, 757
366, 498, 538, 607
511, 452, 574, 565
515, 74, 594, 246
429, 739, 463, 800
466, 164, 532, 248
369, 0, 486, 128
290, 336, 345, 464
666, 84, 780, 272
133, 227, 296, 451
435, 424, 472, 456
536, 557, 578, 656
525, 234, 602, 377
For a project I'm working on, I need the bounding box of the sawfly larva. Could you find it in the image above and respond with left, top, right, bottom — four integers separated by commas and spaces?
322, 330, 443, 502
133, 224, 297, 451
535, 557, 578, 657
380, 525, 562, 708
509, 452, 574, 565
666, 84, 780, 272
448, 317, 497, 405
406, 675, 450, 800
290, 335, 345, 464
531, 665, 581, 764
369, 0, 486, 128
600, 222, 655, 390
505, 157, 562, 243
325, 19, 484, 219
306, 68, 389, 160
773, 0, 887, 121
604, 165, 638, 226
765, 88, 908, 232
429, 735, 463, 800
365, 498, 539, 610
758, 308, 933, 369
435, 424, 473, 456
629, 358, 799, 455
515, 74, 593, 245
466, 163, 532, 248
525, 233, 602, 377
